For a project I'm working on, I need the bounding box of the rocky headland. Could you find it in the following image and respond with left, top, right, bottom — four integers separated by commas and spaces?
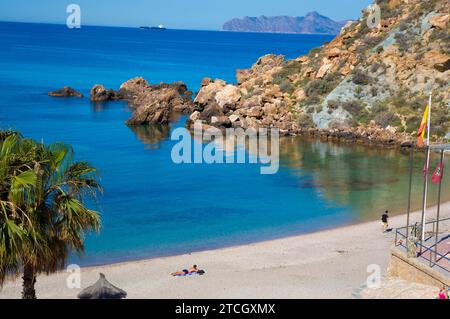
51, 0, 448, 149
191, 0, 449, 147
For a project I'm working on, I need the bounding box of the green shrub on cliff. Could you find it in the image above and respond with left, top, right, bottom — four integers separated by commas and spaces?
279, 80, 294, 94
352, 70, 371, 85
297, 113, 316, 128
405, 116, 421, 133
374, 112, 401, 128
394, 30, 416, 53
387, 89, 409, 114
363, 35, 383, 49
327, 100, 339, 112
419, 0, 439, 12
429, 29, 450, 54
376, 0, 402, 20
273, 61, 302, 85
431, 104, 450, 137
305, 73, 341, 104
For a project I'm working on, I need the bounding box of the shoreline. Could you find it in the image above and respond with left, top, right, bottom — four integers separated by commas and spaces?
74, 188, 450, 269
1, 202, 448, 299
71, 217, 377, 269
78, 200, 450, 271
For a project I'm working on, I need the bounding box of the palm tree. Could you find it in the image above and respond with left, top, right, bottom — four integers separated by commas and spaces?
0, 133, 43, 292
0, 132, 102, 299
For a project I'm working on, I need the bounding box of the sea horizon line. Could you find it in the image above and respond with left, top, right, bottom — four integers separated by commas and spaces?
0, 20, 340, 36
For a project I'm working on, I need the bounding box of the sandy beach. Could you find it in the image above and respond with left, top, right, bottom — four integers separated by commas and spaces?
1, 203, 448, 299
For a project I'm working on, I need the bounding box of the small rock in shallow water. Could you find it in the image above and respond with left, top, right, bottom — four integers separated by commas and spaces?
48, 86, 83, 98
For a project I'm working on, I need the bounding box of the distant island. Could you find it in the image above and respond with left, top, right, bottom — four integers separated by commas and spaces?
222, 11, 349, 35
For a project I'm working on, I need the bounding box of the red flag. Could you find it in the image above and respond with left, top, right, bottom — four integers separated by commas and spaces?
432, 162, 444, 184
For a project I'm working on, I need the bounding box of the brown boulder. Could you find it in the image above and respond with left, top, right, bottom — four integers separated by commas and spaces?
189, 111, 201, 122
194, 80, 226, 106
201, 77, 213, 87
429, 14, 449, 30
229, 114, 240, 123
199, 103, 224, 122
263, 103, 278, 116
211, 115, 232, 128
316, 59, 334, 78
118, 77, 150, 100
236, 69, 252, 84
295, 56, 309, 64
126, 88, 183, 125
326, 48, 341, 58
424, 51, 450, 72
254, 54, 285, 70
90, 84, 119, 102
248, 106, 263, 118
242, 95, 263, 109
48, 86, 83, 98
215, 85, 241, 108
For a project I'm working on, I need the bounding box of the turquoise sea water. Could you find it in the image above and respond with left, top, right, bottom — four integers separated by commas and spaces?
0, 22, 447, 265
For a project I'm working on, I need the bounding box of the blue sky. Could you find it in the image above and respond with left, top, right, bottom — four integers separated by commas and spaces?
0, 0, 373, 30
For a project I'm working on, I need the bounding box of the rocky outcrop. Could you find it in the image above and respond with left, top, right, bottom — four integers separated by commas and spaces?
122, 77, 194, 125
188, 55, 301, 134
121, 77, 193, 112
193, 0, 450, 145
48, 86, 83, 98
117, 77, 150, 101
90, 84, 121, 102
87, 77, 194, 125
126, 85, 192, 125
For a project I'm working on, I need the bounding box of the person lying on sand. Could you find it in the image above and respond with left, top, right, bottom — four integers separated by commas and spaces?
171, 265, 205, 276
189, 265, 199, 273
171, 269, 189, 276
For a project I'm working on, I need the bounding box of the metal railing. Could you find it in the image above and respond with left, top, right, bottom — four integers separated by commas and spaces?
394, 217, 450, 273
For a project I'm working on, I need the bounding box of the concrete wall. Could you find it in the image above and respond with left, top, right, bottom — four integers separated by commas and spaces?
388, 247, 450, 288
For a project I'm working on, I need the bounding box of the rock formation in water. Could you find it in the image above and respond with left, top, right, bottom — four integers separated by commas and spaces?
89, 77, 194, 125
193, 0, 449, 146
48, 86, 83, 98
90, 84, 121, 102
121, 77, 194, 125
223, 12, 348, 35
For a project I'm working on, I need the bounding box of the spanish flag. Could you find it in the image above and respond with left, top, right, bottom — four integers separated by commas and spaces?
417, 104, 429, 148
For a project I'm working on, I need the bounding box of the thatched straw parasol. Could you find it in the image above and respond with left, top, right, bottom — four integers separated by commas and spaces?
77, 273, 127, 299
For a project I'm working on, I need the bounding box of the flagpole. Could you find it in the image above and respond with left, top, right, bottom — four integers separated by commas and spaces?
426, 92, 432, 146
405, 145, 414, 242
434, 150, 444, 263
420, 92, 432, 244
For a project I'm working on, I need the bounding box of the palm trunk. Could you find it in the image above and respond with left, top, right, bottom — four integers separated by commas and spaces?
22, 264, 37, 299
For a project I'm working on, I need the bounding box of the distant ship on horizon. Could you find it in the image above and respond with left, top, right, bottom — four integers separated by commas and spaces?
140, 24, 166, 30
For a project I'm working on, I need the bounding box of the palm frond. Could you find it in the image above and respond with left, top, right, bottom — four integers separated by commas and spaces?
0, 133, 102, 289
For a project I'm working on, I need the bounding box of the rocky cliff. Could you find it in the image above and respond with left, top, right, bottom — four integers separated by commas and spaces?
194, 0, 449, 146
223, 12, 347, 35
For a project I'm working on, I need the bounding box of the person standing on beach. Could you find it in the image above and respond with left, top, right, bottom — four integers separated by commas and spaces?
381, 211, 389, 233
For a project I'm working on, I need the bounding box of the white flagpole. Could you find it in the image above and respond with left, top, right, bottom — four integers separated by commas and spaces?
421, 92, 432, 242
426, 92, 432, 146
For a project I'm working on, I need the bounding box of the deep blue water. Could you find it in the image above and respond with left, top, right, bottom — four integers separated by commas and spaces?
1, 22, 444, 266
